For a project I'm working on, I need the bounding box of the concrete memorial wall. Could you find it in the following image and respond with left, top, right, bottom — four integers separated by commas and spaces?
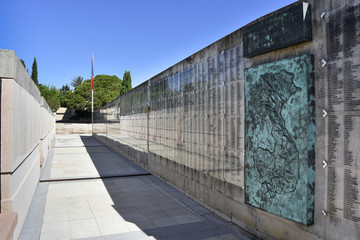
0, 50, 56, 239
93, 0, 360, 239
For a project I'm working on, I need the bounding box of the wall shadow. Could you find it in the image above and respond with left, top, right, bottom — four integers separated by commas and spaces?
79, 135, 256, 240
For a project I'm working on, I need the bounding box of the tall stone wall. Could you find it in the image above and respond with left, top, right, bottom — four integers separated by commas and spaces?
93, 0, 360, 239
0, 49, 56, 239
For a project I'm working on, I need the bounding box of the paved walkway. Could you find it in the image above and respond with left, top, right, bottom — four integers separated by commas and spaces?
19, 135, 257, 240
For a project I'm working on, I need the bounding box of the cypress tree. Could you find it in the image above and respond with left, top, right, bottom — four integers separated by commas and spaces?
31, 57, 38, 85
20, 59, 26, 68
121, 71, 132, 95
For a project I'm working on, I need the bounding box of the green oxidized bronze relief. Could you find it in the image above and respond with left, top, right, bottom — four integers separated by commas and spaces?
245, 54, 315, 225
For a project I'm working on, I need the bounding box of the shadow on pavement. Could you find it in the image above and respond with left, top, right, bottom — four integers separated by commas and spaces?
79, 135, 257, 240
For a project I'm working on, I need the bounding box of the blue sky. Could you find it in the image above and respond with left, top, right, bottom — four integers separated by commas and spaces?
1, 0, 295, 89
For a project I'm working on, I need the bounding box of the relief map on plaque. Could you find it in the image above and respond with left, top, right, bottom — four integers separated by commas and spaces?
244, 54, 315, 225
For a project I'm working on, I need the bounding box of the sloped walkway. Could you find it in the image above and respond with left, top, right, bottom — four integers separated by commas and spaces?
19, 135, 257, 240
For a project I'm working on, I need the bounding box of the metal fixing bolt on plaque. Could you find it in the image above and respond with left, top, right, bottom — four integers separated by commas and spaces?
321, 209, 327, 216
322, 59, 327, 67
323, 160, 328, 168
323, 109, 328, 118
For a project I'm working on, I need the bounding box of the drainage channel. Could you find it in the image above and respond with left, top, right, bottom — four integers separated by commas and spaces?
39, 172, 152, 183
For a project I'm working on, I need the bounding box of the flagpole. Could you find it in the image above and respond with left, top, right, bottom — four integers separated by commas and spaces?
92, 88, 93, 133
91, 54, 94, 134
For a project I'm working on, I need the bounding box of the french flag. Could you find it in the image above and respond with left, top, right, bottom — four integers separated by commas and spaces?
91, 54, 94, 91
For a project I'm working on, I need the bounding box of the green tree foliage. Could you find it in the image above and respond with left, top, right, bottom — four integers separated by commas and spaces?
70, 76, 83, 89
121, 71, 132, 95
59, 84, 71, 107
38, 84, 60, 111
31, 57, 38, 85
60, 84, 70, 92
20, 59, 29, 72
20, 59, 26, 68
64, 75, 122, 112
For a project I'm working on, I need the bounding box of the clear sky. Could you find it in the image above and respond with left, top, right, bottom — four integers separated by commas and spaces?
1, 0, 295, 89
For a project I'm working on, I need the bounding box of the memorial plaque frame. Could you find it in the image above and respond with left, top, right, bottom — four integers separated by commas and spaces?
243, 2, 312, 58
244, 54, 315, 225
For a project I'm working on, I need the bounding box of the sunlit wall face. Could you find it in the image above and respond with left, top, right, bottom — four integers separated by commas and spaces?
93, 44, 245, 187
93, 83, 148, 158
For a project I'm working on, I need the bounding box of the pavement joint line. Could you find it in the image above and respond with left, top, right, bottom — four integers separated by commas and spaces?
39, 172, 152, 183
53, 145, 105, 148
51, 151, 112, 154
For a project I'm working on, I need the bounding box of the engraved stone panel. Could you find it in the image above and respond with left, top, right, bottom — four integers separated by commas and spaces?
243, 2, 312, 58
326, 4, 360, 224
244, 54, 315, 225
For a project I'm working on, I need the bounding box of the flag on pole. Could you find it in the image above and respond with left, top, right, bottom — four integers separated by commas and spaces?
91, 54, 94, 116
91, 54, 94, 91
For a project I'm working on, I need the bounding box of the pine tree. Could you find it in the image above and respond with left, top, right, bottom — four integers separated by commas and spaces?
121, 71, 132, 95
31, 57, 38, 85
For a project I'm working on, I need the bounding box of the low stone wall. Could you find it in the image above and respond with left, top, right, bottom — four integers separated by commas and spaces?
56, 123, 92, 134
0, 50, 56, 239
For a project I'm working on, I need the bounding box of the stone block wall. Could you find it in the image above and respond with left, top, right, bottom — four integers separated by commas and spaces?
0, 49, 56, 239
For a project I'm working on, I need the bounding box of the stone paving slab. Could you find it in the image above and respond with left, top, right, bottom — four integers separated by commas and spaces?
20, 135, 258, 240
41, 135, 148, 181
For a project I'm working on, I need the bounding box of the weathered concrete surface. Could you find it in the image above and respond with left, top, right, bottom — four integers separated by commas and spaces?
0, 212, 18, 240
0, 50, 41, 103
40, 97, 55, 167
56, 123, 92, 134
0, 50, 55, 240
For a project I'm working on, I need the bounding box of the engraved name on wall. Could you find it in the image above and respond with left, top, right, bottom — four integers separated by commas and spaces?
243, 2, 312, 58
326, 4, 360, 223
